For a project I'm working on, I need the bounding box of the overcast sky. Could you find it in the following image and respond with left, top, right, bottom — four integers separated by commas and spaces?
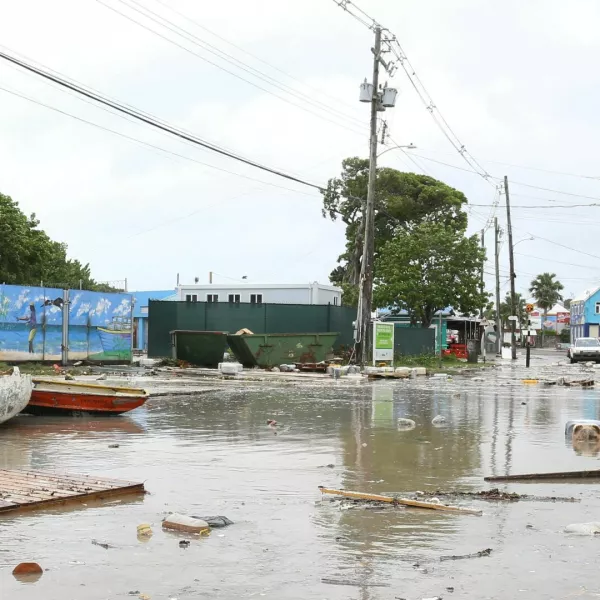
1, 0, 599, 301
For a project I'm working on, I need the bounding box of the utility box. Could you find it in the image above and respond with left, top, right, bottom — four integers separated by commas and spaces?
466, 339, 478, 364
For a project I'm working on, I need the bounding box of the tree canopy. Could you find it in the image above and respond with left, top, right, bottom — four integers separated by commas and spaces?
0, 192, 113, 290
499, 292, 527, 327
373, 222, 487, 328
322, 158, 469, 302
529, 272, 564, 313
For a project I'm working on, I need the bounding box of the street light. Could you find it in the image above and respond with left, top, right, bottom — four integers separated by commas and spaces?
514, 236, 535, 247
377, 143, 417, 158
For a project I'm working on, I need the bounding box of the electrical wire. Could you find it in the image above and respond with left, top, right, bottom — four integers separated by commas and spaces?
0, 49, 325, 191
468, 203, 600, 209
96, 0, 367, 137
515, 252, 600, 271
149, 0, 366, 117
0, 83, 320, 197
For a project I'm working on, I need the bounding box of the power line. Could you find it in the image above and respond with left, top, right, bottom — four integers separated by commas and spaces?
150, 0, 365, 117
96, 0, 367, 137
515, 252, 600, 271
469, 203, 600, 209
0, 83, 320, 197
0, 49, 325, 191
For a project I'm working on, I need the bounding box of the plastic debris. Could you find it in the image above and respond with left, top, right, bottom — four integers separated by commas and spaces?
137, 524, 152, 538
397, 418, 416, 431
191, 515, 234, 528
12, 562, 43, 576
108, 444, 120, 449
564, 522, 600, 535
162, 513, 210, 535
179, 540, 190, 548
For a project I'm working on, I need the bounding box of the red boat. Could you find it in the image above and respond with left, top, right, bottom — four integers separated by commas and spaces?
25, 378, 149, 415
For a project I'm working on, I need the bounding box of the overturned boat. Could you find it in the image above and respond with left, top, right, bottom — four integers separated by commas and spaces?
0, 367, 33, 425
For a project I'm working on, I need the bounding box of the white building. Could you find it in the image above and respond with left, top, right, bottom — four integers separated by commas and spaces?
176, 282, 342, 306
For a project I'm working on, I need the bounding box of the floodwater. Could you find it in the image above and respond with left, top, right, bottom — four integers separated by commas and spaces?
2, 351, 600, 599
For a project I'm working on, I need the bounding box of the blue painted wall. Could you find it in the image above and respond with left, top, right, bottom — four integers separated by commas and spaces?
0, 284, 133, 362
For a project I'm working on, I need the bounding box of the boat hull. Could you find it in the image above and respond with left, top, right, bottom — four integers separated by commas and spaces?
0, 368, 33, 425
26, 379, 148, 416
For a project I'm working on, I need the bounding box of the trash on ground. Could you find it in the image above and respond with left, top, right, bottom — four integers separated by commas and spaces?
321, 577, 390, 587
191, 515, 234, 528
108, 444, 120, 448
397, 418, 416, 430
440, 548, 492, 561
546, 377, 594, 387
12, 562, 43, 576
137, 524, 153, 538
91, 539, 112, 549
179, 540, 190, 548
521, 379, 539, 384
162, 513, 210, 535
431, 415, 447, 426
318, 486, 482, 515
414, 488, 578, 503
485, 469, 600, 482
564, 522, 600, 535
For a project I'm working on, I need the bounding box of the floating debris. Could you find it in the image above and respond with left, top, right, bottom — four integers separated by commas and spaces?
440, 548, 492, 561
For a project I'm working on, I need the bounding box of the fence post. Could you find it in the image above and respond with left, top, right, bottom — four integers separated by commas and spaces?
264, 303, 268, 333
61, 288, 70, 366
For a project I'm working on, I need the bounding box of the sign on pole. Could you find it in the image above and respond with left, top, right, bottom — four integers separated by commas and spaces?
373, 321, 394, 365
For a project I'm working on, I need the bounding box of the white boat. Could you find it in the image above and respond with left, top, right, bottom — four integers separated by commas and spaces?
0, 367, 33, 425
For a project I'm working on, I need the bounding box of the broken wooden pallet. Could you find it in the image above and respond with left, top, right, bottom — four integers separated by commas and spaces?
0, 469, 145, 514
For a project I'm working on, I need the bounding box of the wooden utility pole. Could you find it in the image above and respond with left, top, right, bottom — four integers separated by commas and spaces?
357, 26, 382, 365
494, 217, 502, 355
504, 176, 517, 360
480, 228, 485, 317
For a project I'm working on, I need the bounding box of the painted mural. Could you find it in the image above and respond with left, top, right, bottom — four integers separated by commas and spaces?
0, 284, 133, 362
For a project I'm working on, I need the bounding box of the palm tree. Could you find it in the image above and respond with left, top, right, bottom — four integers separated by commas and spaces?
529, 272, 564, 344
500, 292, 526, 330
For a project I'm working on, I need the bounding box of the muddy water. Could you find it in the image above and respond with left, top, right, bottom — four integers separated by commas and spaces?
1, 358, 600, 599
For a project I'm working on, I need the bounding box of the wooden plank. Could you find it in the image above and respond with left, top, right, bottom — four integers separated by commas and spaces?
0, 470, 144, 515
0, 472, 119, 492
484, 469, 600, 482
318, 486, 483, 516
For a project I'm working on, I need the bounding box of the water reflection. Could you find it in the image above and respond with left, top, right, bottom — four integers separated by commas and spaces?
0, 367, 599, 599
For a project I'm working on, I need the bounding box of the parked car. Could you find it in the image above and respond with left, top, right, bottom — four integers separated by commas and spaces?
568, 338, 600, 363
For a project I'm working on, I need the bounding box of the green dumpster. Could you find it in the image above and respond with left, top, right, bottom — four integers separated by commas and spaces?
227, 332, 339, 368
170, 330, 228, 368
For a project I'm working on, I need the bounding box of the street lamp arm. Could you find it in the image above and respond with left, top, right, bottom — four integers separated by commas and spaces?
377, 144, 417, 158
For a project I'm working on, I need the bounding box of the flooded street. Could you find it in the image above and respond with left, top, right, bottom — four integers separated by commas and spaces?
2, 350, 600, 599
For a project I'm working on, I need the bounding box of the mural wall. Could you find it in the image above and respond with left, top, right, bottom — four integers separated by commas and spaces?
0, 284, 133, 362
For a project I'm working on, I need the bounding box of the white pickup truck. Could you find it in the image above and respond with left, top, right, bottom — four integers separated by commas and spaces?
568, 338, 600, 364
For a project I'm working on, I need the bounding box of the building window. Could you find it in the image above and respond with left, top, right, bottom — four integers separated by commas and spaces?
185, 294, 198, 302
228, 294, 241, 304
595, 302, 600, 315
207, 294, 219, 303
333, 297, 339, 306
250, 294, 263, 304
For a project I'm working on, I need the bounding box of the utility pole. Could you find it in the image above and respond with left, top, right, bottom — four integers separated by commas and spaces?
480, 228, 485, 318
504, 176, 517, 360
357, 26, 382, 366
494, 217, 502, 355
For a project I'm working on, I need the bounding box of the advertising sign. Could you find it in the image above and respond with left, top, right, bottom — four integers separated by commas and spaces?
373, 321, 395, 364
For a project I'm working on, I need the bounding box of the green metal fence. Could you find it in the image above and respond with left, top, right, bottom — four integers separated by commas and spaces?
148, 301, 356, 358
394, 325, 436, 356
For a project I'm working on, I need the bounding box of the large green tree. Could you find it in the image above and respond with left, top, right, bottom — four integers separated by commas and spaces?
529, 272, 564, 343
322, 158, 468, 304
373, 222, 487, 328
0, 192, 111, 290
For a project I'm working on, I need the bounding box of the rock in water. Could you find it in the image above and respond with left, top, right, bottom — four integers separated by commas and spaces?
432, 415, 447, 426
